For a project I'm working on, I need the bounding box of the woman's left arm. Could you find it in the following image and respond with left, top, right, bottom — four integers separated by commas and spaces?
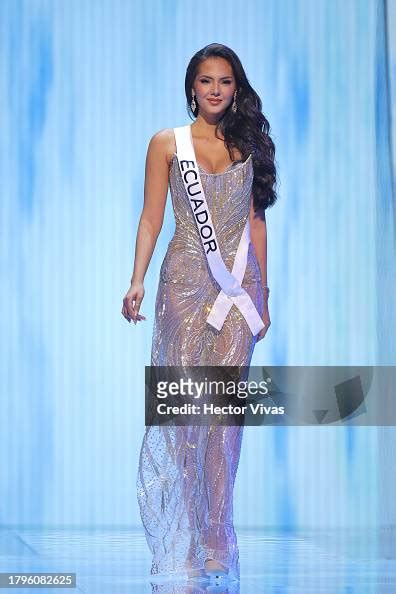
249, 193, 271, 340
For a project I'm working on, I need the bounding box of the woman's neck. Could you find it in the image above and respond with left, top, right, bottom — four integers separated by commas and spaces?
192, 114, 222, 138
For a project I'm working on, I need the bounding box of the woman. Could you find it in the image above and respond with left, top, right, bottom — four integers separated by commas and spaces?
122, 43, 277, 584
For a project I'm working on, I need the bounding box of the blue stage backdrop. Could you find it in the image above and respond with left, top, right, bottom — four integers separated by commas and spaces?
0, 0, 395, 530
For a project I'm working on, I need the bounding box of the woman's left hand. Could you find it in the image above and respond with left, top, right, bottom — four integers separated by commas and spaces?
256, 303, 270, 342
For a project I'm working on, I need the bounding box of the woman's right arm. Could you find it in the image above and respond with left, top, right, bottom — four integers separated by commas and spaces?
121, 129, 171, 324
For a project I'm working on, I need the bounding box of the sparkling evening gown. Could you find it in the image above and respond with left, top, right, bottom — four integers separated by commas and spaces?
136, 136, 264, 582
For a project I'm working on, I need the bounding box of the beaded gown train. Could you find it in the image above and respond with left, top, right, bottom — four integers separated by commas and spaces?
136, 131, 264, 582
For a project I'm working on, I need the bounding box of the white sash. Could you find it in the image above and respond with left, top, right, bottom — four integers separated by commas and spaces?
173, 125, 265, 336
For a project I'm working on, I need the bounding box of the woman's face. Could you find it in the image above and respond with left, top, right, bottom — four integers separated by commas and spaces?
192, 57, 237, 116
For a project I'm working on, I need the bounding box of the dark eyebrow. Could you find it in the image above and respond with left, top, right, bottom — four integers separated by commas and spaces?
198, 75, 233, 80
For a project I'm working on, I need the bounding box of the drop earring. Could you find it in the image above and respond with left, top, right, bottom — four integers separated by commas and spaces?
191, 90, 196, 112
232, 90, 237, 113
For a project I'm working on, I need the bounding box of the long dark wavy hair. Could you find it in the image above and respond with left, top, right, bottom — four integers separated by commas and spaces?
185, 43, 278, 213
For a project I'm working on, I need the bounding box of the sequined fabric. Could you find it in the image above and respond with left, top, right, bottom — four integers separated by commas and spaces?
136, 148, 264, 582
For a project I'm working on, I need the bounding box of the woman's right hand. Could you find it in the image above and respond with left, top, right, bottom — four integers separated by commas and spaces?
121, 281, 146, 325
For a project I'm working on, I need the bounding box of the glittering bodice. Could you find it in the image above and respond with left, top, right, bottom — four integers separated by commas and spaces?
161, 152, 262, 288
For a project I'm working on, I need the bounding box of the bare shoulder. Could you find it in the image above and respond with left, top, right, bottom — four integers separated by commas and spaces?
148, 128, 175, 167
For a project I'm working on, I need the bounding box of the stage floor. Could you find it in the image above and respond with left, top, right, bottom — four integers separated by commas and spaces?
0, 527, 395, 593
